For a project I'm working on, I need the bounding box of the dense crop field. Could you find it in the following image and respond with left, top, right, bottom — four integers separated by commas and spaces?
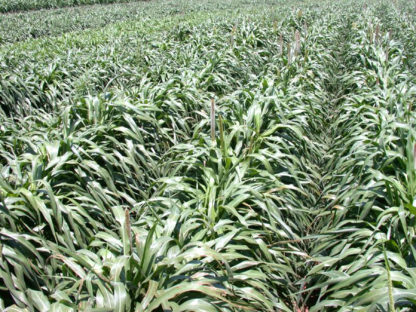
0, 0, 140, 14
1, 0, 416, 311
0, 0, 253, 44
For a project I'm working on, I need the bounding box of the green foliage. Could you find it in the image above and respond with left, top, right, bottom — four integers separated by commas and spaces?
0, 0, 259, 45
1, 0, 416, 311
0, 0, 139, 14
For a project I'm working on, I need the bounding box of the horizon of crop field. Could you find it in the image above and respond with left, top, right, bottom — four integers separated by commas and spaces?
0, 0, 271, 44
0, 0, 145, 14
1, 0, 416, 311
